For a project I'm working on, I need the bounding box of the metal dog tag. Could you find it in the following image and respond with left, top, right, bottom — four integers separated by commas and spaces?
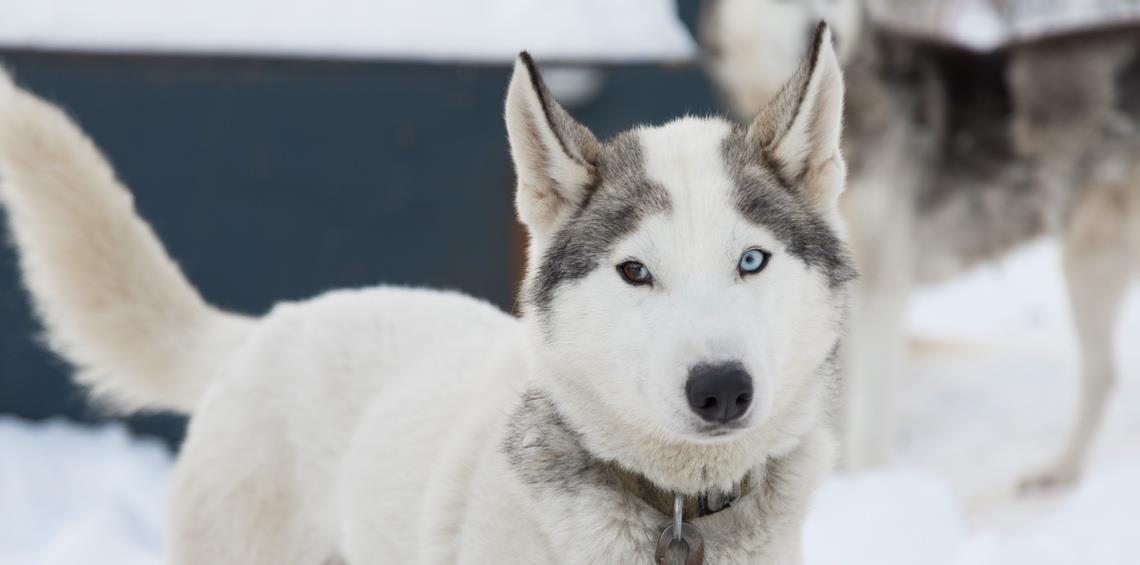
655, 522, 704, 565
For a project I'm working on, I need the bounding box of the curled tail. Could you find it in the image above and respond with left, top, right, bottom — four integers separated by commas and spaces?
0, 68, 254, 413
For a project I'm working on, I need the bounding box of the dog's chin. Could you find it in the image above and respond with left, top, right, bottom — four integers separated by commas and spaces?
674, 418, 755, 444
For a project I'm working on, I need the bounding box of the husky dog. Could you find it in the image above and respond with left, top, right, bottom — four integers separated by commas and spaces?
701, 0, 1140, 489
0, 25, 854, 564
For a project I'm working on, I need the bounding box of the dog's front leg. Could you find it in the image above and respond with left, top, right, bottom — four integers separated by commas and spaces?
838, 151, 918, 470
840, 257, 913, 470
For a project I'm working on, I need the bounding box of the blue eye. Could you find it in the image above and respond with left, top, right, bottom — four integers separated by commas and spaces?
618, 261, 653, 286
738, 249, 770, 275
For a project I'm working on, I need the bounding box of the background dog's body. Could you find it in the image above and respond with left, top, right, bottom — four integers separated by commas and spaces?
0, 27, 854, 563
702, 0, 1140, 486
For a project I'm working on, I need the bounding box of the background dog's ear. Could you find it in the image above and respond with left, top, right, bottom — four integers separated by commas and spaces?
505, 53, 601, 237
747, 23, 845, 212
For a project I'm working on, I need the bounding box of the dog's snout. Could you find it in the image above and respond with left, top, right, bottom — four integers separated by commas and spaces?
685, 362, 753, 424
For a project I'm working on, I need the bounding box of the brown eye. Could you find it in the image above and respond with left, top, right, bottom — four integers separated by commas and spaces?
618, 261, 653, 286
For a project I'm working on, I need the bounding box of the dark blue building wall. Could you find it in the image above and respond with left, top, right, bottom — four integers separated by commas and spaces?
0, 36, 723, 446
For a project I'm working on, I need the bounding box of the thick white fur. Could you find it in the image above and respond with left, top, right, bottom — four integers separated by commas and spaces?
0, 36, 849, 564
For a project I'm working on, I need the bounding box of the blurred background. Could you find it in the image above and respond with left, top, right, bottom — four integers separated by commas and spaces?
0, 1, 1138, 565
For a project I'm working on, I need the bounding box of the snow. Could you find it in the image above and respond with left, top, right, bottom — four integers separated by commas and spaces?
2, 238, 1138, 563
804, 471, 967, 565
0, 418, 169, 565
0, 0, 697, 63
959, 459, 1140, 565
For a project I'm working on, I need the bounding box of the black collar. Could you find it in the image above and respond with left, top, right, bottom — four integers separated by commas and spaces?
604, 462, 752, 519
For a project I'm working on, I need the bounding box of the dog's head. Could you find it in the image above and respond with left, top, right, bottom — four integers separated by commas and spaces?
506, 25, 854, 489
701, 0, 863, 118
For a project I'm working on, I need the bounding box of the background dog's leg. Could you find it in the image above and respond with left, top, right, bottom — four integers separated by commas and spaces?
839, 166, 917, 470
1021, 180, 1135, 491
841, 265, 912, 470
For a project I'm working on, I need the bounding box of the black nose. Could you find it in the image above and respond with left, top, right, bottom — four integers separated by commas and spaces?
685, 362, 753, 424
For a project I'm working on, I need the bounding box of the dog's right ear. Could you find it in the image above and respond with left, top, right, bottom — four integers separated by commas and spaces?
747, 23, 846, 215
505, 52, 600, 237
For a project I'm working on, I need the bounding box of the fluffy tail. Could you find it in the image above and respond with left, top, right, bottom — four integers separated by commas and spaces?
0, 68, 255, 413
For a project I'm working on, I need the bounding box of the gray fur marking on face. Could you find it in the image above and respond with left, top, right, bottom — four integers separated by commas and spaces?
528, 132, 671, 312
722, 128, 857, 288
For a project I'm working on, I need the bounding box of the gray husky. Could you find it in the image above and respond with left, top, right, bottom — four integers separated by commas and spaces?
0, 25, 853, 564
702, 0, 1140, 489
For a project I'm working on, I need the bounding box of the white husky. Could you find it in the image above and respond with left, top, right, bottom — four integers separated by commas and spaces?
0, 25, 853, 564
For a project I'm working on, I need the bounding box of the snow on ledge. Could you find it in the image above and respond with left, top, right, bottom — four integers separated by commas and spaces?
0, 0, 698, 64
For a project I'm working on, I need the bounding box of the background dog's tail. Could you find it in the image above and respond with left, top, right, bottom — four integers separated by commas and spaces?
0, 67, 255, 414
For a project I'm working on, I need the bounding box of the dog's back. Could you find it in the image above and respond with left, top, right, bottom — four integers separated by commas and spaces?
844, 28, 1140, 283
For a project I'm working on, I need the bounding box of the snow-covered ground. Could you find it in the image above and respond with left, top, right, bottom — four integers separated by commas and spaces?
0, 419, 170, 565
0, 0, 696, 63
1, 239, 1138, 564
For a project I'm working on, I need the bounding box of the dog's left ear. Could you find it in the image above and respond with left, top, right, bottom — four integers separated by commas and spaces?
505, 52, 601, 238
748, 22, 846, 212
